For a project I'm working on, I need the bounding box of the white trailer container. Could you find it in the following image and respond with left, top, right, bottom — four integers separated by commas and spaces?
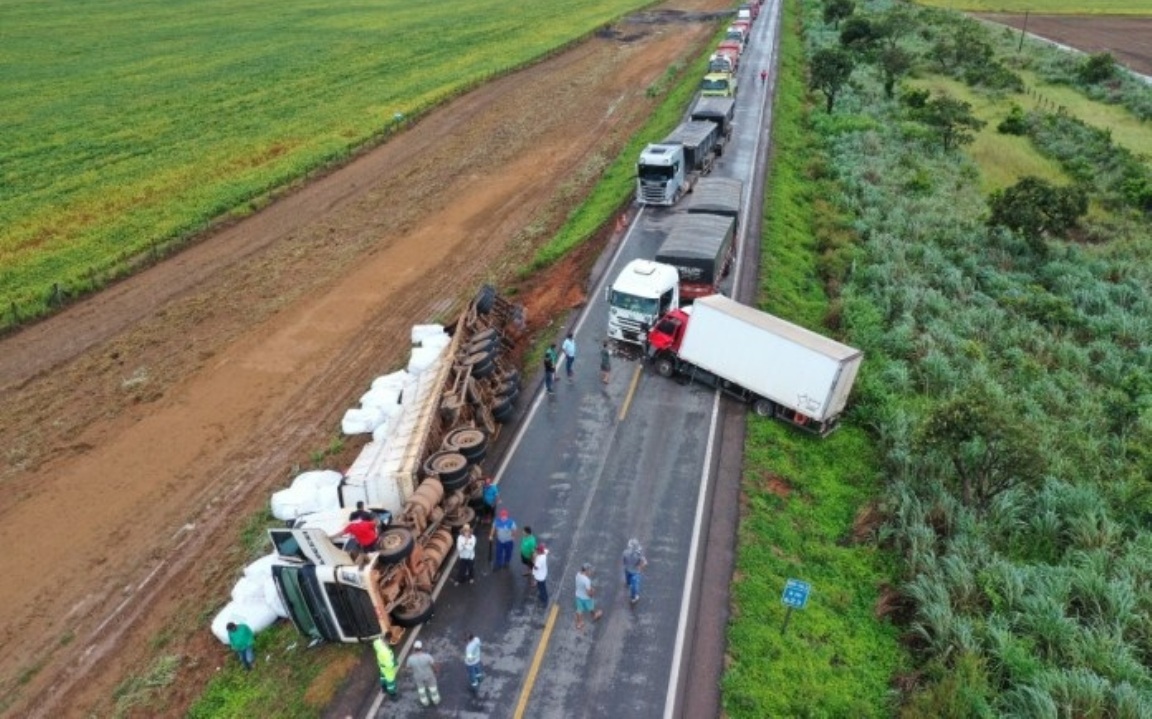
648, 294, 862, 435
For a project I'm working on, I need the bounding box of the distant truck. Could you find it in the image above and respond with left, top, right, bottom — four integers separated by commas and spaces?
689, 96, 736, 144
713, 44, 740, 72
607, 259, 680, 346
636, 120, 722, 205
647, 295, 863, 435
700, 72, 738, 98
708, 53, 736, 75
655, 212, 735, 302
724, 25, 746, 46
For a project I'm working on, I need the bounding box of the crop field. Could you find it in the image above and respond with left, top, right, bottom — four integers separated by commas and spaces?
915, 0, 1151, 13
0, 0, 654, 325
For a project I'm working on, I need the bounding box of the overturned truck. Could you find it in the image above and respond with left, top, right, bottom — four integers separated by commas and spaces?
269, 286, 525, 644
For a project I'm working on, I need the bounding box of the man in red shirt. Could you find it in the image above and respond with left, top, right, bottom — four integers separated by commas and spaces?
339, 516, 379, 555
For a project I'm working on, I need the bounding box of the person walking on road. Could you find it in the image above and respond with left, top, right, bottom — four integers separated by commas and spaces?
406, 640, 440, 706
490, 508, 518, 570
543, 343, 558, 394
623, 538, 648, 604
372, 637, 399, 699
760, 68, 767, 85
561, 332, 577, 382
520, 526, 538, 577
575, 563, 604, 631
600, 341, 612, 384
464, 634, 484, 689
532, 544, 550, 605
455, 524, 477, 585
226, 621, 255, 671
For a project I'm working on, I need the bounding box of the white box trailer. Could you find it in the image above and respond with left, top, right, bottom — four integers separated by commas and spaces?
648, 294, 862, 435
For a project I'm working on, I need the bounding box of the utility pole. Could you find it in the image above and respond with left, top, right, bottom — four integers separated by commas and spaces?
1017, 11, 1030, 54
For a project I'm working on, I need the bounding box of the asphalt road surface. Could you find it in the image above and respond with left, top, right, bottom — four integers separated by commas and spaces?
331, 2, 784, 717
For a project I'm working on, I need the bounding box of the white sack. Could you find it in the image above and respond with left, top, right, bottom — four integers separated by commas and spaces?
410, 324, 445, 344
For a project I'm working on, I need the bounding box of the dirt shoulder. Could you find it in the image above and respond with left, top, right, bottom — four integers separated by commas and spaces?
0, 4, 731, 718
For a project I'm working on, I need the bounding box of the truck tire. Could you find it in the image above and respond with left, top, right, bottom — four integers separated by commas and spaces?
443, 505, 476, 529
446, 428, 488, 464
391, 591, 434, 628
377, 528, 415, 565
471, 356, 495, 379
470, 327, 499, 345
752, 398, 776, 418
654, 356, 675, 378
492, 401, 516, 424
424, 451, 469, 485
475, 285, 497, 315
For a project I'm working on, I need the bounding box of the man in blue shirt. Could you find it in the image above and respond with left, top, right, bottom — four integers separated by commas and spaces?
489, 508, 517, 570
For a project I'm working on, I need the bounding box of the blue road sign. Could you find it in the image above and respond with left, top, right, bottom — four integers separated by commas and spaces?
781, 579, 811, 609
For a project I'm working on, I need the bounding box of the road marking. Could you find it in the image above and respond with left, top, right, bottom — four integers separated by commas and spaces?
618, 363, 643, 422
513, 603, 560, 719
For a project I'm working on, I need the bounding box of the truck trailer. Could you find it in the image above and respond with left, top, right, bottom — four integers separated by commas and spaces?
636, 120, 722, 206
647, 295, 862, 435
268, 286, 525, 644
689, 96, 736, 144
654, 212, 735, 302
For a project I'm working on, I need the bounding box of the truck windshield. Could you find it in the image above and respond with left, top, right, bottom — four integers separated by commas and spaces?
610, 290, 658, 315
637, 164, 674, 182
701, 78, 730, 92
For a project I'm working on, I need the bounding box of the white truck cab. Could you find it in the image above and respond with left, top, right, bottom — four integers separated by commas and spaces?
607, 259, 681, 345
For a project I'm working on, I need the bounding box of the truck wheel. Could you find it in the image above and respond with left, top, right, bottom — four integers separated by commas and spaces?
654, 357, 675, 378
377, 528, 415, 565
446, 428, 488, 463
752, 398, 776, 418
475, 285, 496, 315
424, 451, 469, 484
391, 591, 434, 628
493, 402, 516, 424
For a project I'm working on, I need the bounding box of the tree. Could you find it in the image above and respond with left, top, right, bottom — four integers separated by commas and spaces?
876, 4, 915, 51
1078, 52, 1116, 84
822, 0, 855, 29
810, 48, 855, 114
987, 176, 1088, 247
878, 45, 913, 99
914, 94, 985, 152
839, 16, 883, 58
916, 387, 1047, 511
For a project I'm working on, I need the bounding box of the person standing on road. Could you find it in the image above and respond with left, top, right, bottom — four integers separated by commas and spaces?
489, 508, 518, 570
600, 341, 612, 384
543, 343, 558, 394
760, 68, 767, 85
532, 544, 550, 605
520, 526, 538, 577
574, 563, 604, 631
623, 538, 648, 604
455, 524, 477, 585
480, 476, 499, 524
406, 640, 440, 706
226, 621, 255, 671
561, 332, 577, 382
372, 637, 399, 699
464, 634, 484, 689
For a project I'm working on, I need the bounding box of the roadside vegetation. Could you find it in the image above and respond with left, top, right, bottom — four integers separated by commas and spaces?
728, 0, 1152, 715
0, 0, 658, 331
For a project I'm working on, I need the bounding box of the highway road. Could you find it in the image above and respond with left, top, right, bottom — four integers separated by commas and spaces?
335, 2, 785, 716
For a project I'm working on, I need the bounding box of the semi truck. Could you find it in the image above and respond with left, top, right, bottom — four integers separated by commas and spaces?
267, 286, 526, 644
690, 96, 735, 144
654, 212, 735, 302
607, 259, 680, 346
708, 53, 736, 75
636, 120, 722, 206
647, 295, 862, 436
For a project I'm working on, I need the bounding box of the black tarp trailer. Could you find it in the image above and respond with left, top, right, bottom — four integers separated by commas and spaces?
655, 212, 736, 302
662, 120, 721, 176
689, 96, 736, 145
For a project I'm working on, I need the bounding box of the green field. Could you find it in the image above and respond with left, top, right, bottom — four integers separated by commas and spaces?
914, 0, 1152, 13
0, 0, 654, 326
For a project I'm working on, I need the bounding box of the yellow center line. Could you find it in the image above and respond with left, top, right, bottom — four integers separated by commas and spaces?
618, 363, 643, 422
513, 603, 560, 719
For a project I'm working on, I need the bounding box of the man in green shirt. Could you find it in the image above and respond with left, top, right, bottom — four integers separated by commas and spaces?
520, 526, 538, 577
226, 622, 255, 671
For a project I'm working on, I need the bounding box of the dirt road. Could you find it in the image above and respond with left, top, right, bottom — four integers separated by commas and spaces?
976, 14, 1152, 77
0, 5, 730, 717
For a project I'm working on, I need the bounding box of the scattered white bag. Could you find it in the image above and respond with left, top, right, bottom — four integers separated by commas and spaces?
371, 420, 392, 443
421, 332, 451, 351
270, 485, 311, 521
291, 470, 343, 493
371, 370, 409, 392
342, 406, 385, 435
360, 387, 401, 411
407, 346, 441, 375
231, 575, 266, 604
410, 324, 445, 345
210, 599, 280, 645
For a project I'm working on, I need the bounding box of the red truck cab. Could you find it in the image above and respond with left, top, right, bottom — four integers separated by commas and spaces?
647, 308, 690, 354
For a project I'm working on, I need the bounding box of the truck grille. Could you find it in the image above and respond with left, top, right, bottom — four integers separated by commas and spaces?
639, 183, 670, 205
